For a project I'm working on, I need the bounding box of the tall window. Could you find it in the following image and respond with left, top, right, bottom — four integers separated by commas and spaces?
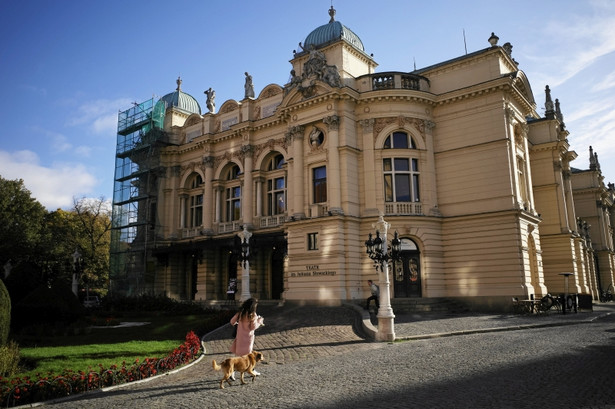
186, 173, 203, 227
313, 166, 327, 203
225, 165, 241, 221
383, 131, 420, 203
267, 154, 286, 215
189, 194, 203, 226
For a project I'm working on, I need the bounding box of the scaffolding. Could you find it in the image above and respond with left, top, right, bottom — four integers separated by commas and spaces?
110, 98, 166, 296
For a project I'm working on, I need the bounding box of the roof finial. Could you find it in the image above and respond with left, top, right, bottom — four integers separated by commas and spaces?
176, 76, 182, 91
328, 4, 336, 23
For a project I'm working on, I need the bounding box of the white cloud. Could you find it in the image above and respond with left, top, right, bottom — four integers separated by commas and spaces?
523, 3, 615, 88
67, 97, 132, 136
0, 150, 98, 210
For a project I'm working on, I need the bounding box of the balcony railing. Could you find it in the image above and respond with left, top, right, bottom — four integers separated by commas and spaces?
370, 73, 425, 91
182, 227, 201, 238
385, 202, 423, 216
259, 214, 286, 228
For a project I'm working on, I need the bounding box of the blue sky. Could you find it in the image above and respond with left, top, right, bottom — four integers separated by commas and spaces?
1, 0, 614, 210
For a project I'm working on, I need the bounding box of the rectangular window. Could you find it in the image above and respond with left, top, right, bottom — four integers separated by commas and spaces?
189, 194, 203, 227
308, 232, 318, 250
226, 187, 241, 221
313, 166, 327, 203
268, 177, 286, 215
383, 158, 420, 203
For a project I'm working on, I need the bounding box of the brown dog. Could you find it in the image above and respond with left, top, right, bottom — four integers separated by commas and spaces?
212, 351, 264, 389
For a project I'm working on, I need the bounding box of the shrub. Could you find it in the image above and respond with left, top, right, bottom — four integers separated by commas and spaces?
0, 279, 10, 345
12, 284, 84, 332
102, 294, 209, 315
0, 341, 19, 377
0, 331, 201, 407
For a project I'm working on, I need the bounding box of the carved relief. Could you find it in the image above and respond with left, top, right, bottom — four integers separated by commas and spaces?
360, 118, 375, 133
286, 46, 342, 98
285, 125, 305, 143
202, 156, 215, 168
221, 103, 238, 114
323, 115, 339, 131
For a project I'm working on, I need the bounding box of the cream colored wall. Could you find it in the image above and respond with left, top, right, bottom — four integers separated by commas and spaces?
143, 37, 612, 311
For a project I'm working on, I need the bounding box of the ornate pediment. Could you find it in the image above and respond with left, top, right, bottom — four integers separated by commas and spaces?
286, 46, 342, 99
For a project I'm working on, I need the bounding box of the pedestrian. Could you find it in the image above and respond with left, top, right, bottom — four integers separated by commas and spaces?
229, 298, 265, 377
366, 279, 379, 311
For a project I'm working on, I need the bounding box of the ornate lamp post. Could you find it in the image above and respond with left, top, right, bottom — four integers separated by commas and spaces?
365, 215, 401, 341
237, 226, 252, 302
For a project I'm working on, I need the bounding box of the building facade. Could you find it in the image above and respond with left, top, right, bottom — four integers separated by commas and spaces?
110, 7, 615, 311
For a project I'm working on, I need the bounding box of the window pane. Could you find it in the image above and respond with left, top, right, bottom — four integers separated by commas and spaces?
395, 174, 411, 202
392, 132, 408, 149
383, 136, 392, 149
275, 177, 285, 189
384, 174, 393, 202
313, 166, 327, 203
313, 166, 326, 179
275, 192, 285, 214
412, 158, 419, 172
394, 158, 409, 171
232, 200, 241, 220
383, 158, 392, 171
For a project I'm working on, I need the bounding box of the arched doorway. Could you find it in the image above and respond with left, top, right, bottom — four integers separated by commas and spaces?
393, 238, 421, 298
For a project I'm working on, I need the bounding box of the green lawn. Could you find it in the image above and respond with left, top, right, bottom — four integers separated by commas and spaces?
11, 313, 222, 381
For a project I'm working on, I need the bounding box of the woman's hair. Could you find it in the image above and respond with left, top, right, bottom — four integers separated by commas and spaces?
238, 297, 258, 320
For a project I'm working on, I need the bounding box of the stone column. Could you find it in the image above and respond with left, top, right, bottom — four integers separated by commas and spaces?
360, 119, 378, 216
214, 185, 222, 223
255, 177, 264, 218
202, 156, 215, 234
179, 193, 187, 229
241, 144, 254, 227
423, 120, 440, 216
287, 126, 305, 219
324, 115, 343, 214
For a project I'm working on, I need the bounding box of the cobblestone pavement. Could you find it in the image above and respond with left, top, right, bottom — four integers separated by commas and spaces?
39, 303, 615, 408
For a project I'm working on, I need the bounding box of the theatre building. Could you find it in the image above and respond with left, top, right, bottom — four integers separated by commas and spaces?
110, 7, 615, 311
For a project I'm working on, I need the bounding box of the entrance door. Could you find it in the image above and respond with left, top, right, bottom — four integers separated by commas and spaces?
393, 238, 421, 298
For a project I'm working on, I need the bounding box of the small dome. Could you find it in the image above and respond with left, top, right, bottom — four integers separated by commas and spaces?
303, 6, 364, 52
159, 77, 202, 115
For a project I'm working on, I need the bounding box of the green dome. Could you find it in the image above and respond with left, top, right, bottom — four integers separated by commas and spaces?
303, 7, 364, 52
159, 77, 201, 115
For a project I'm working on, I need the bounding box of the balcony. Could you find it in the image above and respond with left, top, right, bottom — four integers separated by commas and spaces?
358, 72, 429, 93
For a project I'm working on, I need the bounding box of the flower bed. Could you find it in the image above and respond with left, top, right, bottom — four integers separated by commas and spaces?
0, 331, 201, 407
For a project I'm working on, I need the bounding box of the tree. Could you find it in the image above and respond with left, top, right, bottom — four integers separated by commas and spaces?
0, 176, 46, 268
72, 197, 111, 297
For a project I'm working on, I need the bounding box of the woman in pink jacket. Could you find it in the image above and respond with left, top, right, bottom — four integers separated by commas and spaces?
230, 298, 265, 376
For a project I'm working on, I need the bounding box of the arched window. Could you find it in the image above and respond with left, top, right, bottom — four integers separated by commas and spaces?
382, 132, 420, 203
266, 154, 286, 215
225, 165, 241, 221
384, 131, 416, 149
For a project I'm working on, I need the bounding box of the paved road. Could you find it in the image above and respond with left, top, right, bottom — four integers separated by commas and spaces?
41, 303, 615, 408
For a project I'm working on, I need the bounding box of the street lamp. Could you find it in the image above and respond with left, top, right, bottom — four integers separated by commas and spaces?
365, 215, 401, 341
237, 226, 252, 302
71, 248, 82, 297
